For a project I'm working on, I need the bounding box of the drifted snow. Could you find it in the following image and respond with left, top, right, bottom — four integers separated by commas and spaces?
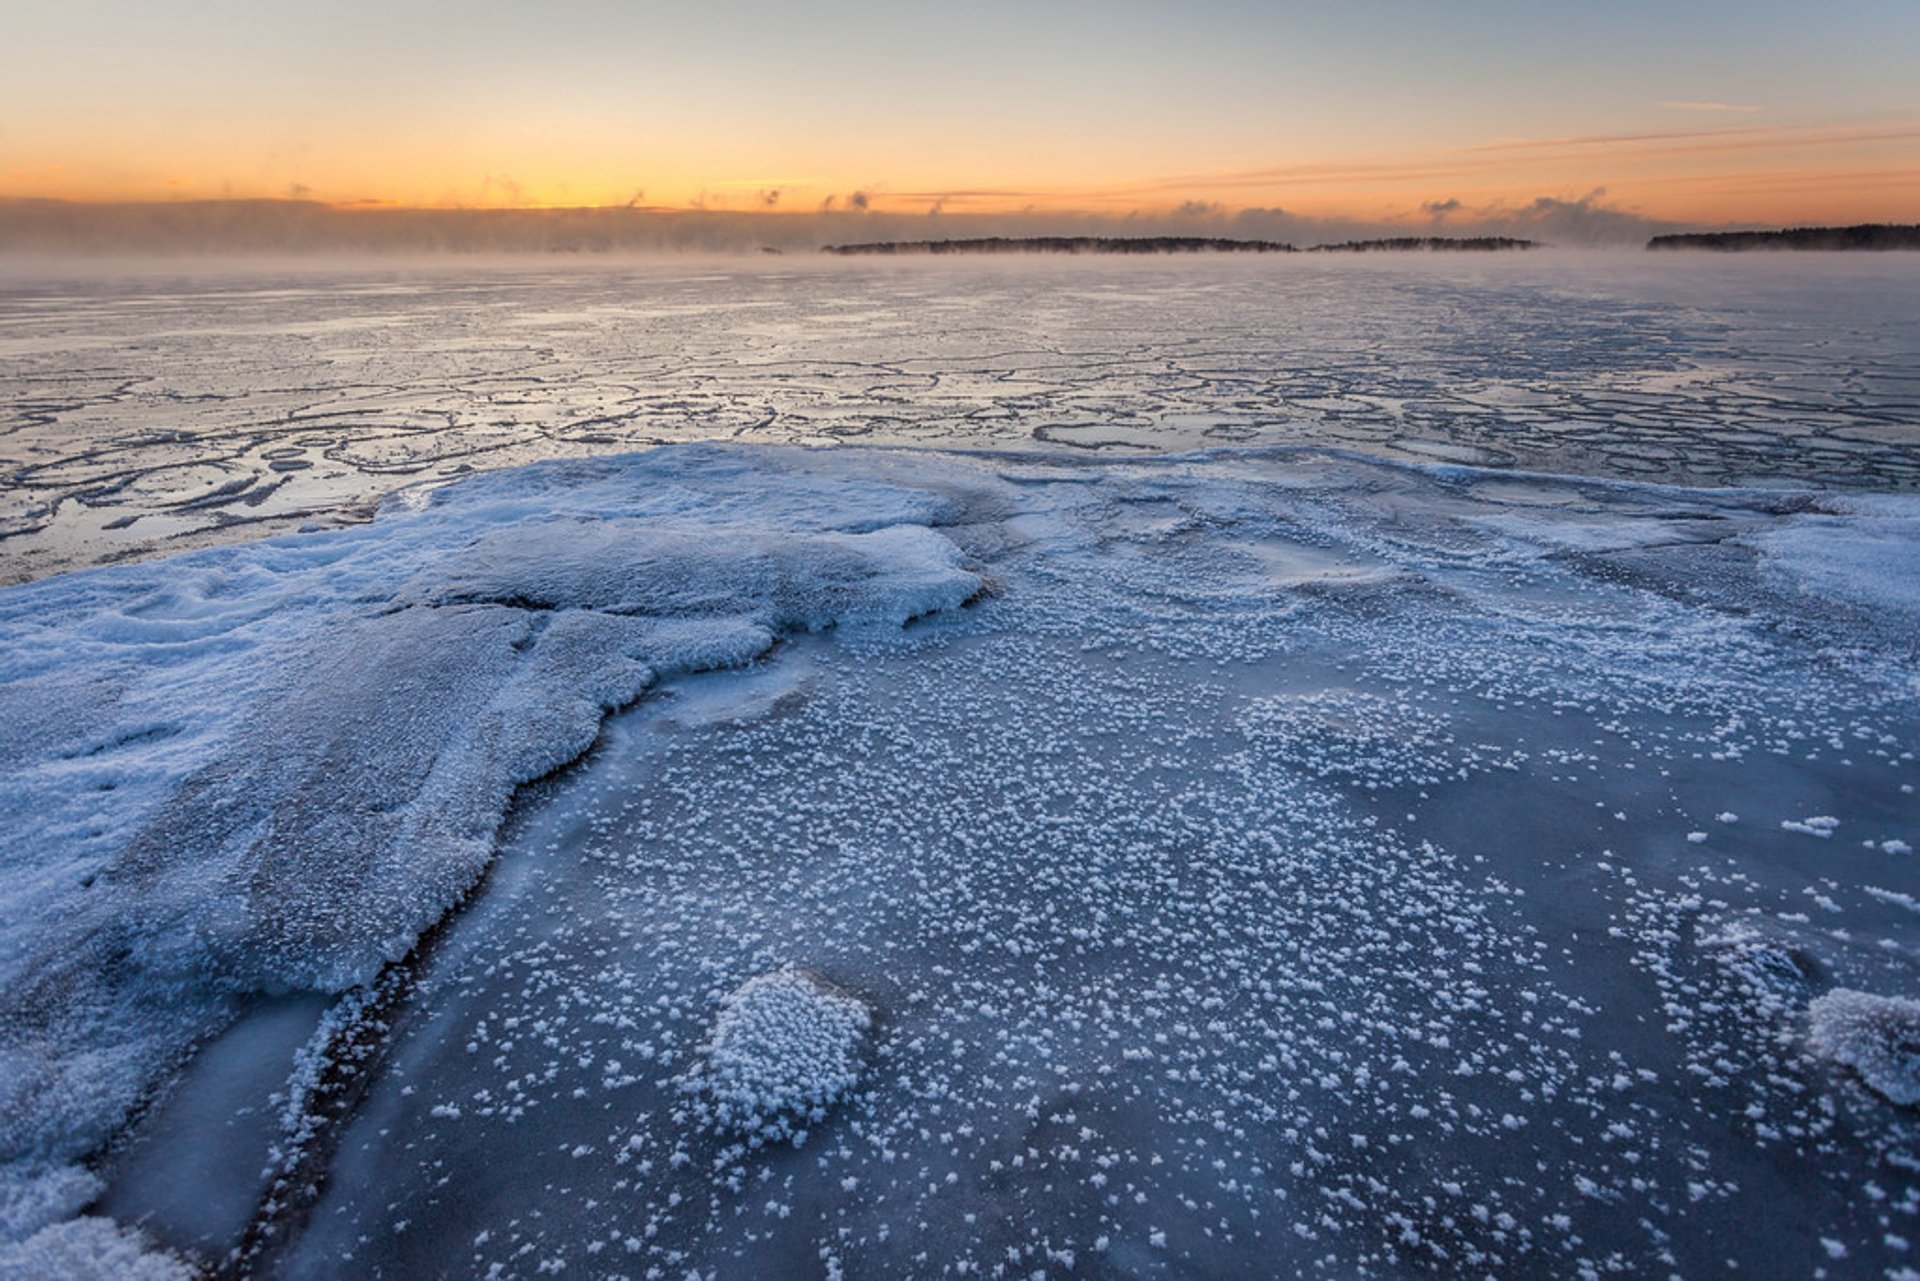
690, 970, 871, 1143
1809, 989, 1920, 1106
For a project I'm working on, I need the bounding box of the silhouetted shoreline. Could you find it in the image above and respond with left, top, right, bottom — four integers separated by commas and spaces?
1648, 224, 1920, 251
822, 236, 1298, 255
821, 235, 1547, 256
1307, 237, 1538, 252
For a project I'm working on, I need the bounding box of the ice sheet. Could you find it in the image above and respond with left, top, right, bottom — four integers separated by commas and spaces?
5, 255, 1919, 585
262, 447, 1916, 1279
2, 442, 1916, 1278
0, 444, 983, 1261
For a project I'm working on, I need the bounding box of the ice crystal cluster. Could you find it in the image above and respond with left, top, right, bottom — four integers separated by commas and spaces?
693, 970, 871, 1143
1809, 989, 1920, 1106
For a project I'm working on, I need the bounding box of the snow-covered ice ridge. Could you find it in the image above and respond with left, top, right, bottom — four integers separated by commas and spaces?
2, 443, 1918, 1278
4, 254, 1920, 584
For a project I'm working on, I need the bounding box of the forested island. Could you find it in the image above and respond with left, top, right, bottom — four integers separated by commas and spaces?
822, 237, 1297, 255
1308, 237, 1538, 252
822, 235, 1546, 256
1648, 224, 1920, 251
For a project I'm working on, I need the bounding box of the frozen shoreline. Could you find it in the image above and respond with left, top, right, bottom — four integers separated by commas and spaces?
3, 442, 1918, 1278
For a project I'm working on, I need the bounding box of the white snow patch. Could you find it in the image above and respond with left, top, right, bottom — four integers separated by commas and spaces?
1747, 496, 1920, 623
1470, 511, 1717, 557
0, 1161, 100, 1244
0, 1215, 193, 1281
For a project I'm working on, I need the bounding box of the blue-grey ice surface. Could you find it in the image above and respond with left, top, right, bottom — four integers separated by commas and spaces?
1, 259, 1918, 1279
4, 254, 1919, 584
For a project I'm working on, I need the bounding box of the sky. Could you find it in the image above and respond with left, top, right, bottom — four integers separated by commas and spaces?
2, 0, 1917, 236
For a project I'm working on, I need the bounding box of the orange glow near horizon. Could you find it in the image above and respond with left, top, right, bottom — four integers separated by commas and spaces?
8, 114, 1916, 230
6, 1, 1918, 240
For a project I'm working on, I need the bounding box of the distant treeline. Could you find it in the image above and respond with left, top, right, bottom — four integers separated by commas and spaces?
823, 237, 1298, 255
822, 235, 1548, 256
1647, 224, 1920, 252
1308, 237, 1538, 253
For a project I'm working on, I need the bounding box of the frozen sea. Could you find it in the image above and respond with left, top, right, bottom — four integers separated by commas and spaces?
4, 254, 1920, 584
1, 256, 1918, 1280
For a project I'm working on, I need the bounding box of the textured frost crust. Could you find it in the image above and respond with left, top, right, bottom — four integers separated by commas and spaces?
0, 443, 982, 1249
1808, 989, 1920, 1106
0, 1216, 193, 1281
692, 970, 871, 1144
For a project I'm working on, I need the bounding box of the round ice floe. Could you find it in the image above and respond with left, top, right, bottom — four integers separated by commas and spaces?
1808, 989, 1920, 1106
692, 970, 870, 1142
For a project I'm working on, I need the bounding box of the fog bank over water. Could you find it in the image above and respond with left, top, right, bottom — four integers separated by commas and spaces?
0, 193, 1697, 257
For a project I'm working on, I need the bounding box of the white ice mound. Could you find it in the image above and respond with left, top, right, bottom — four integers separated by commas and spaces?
693, 970, 871, 1143
402, 519, 972, 631
1808, 988, 1920, 1106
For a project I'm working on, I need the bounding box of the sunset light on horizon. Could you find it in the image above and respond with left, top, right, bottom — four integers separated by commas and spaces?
5, 0, 1917, 238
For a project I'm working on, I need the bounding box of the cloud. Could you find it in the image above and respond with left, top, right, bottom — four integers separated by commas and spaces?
1466, 189, 1690, 246
1104, 117, 1919, 205
1420, 197, 1461, 220
1172, 199, 1223, 218
1462, 119, 1919, 158
1657, 100, 1763, 113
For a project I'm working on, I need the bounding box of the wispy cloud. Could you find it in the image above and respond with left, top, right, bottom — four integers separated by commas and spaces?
1098, 118, 1920, 210
1458, 119, 1920, 155
1657, 101, 1764, 113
